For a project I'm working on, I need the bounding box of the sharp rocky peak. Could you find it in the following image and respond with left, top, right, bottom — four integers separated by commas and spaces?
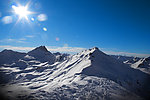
92, 47, 99, 50
76, 47, 107, 60
30, 46, 48, 52
88, 47, 99, 51
27, 46, 56, 63
88, 47, 106, 56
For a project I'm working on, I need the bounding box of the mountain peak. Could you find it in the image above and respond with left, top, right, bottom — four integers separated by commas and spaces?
30, 46, 48, 52
27, 46, 56, 63
89, 47, 99, 51
1, 49, 25, 55
88, 47, 106, 56
92, 47, 99, 50
36, 46, 48, 52
0, 49, 26, 65
1, 49, 15, 53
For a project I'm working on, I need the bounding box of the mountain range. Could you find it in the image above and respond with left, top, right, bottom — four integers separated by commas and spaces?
0, 46, 150, 100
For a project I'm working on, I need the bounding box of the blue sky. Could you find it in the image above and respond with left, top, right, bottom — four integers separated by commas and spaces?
0, 0, 150, 57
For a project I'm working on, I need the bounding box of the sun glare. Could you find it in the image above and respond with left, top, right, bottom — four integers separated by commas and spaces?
12, 6, 28, 17
12, 5, 30, 18
10, 2, 48, 31
12, 4, 33, 21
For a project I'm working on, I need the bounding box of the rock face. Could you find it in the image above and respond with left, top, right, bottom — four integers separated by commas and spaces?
28, 46, 56, 64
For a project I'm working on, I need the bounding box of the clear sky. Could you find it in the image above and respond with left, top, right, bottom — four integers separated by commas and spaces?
0, 0, 150, 57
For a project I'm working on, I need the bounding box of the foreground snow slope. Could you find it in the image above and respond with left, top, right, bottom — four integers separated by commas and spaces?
0, 46, 150, 100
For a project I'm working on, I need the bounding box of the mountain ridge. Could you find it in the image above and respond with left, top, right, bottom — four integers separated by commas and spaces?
0, 46, 150, 100
0, 49, 26, 65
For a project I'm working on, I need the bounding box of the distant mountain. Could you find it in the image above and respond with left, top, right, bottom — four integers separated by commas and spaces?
28, 46, 56, 64
0, 46, 150, 100
112, 55, 150, 74
123, 57, 140, 65
131, 56, 150, 74
53, 52, 70, 62
0, 49, 26, 65
111, 55, 140, 64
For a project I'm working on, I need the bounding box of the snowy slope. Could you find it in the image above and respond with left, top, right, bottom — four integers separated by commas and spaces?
131, 57, 150, 74
82, 48, 148, 84
0, 47, 150, 100
81, 48, 150, 98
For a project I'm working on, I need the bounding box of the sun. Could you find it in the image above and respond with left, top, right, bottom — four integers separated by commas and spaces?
12, 5, 32, 20
12, 5, 29, 18
12, 3, 33, 21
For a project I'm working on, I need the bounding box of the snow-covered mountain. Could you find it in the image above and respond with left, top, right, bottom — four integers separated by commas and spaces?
131, 57, 150, 74
111, 55, 140, 64
27, 46, 56, 64
114, 54, 150, 75
123, 57, 140, 65
53, 52, 70, 62
111, 55, 135, 62
0, 46, 150, 100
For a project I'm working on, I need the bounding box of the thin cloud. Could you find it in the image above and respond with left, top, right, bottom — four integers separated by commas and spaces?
63, 44, 68, 47
47, 46, 86, 53
0, 45, 33, 52
19, 38, 26, 40
104, 51, 150, 58
2, 16, 13, 24
0, 39, 14, 42
0, 38, 27, 43
25, 35, 35, 38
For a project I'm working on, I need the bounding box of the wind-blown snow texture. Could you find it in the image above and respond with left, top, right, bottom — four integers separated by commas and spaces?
131, 57, 150, 74
0, 46, 150, 100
